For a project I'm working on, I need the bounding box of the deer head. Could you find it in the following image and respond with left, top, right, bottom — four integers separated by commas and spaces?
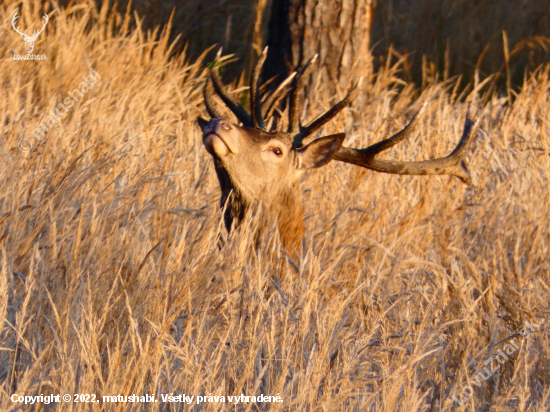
198, 48, 475, 258
12, 10, 49, 54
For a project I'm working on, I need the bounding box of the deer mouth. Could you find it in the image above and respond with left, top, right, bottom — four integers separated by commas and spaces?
203, 132, 234, 156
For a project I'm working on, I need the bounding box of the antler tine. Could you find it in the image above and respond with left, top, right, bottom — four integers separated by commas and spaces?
262, 71, 297, 119
447, 106, 475, 160
204, 76, 229, 120
333, 107, 476, 185
297, 77, 364, 147
357, 101, 427, 157
288, 54, 318, 135
210, 48, 253, 126
250, 47, 268, 129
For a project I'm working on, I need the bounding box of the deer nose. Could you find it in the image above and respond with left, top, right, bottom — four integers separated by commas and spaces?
205, 119, 232, 134
219, 121, 231, 130
213, 119, 231, 131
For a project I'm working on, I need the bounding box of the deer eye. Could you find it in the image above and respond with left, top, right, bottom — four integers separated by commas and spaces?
270, 147, 283, 157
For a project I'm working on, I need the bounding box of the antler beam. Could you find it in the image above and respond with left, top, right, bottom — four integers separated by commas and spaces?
208, 50, 253, 126
333, 108, 475, 184
203, 76, 228, 120
11, 11, 26, 36
250, 48, 268, 129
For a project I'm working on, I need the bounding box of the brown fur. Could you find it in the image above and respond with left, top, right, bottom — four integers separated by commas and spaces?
198, 118, 343, 258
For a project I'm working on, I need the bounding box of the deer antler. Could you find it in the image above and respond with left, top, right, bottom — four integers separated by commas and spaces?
203, 76, 229, 120
288, 54, 317, 135
261, 71, 296, 120
333, 105, 475, 184
208, 49, 254, 127
204, 49, 475, 185
295, 77, 363, 147
11, 11, 26, 37
205, 47, 298, 130
28, 13, 49, 41
12, 11, 49, 40
250, 47, 268, 129
287, 73, 475, 184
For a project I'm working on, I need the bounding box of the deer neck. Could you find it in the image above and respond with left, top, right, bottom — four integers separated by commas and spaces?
213, 163, 304, 256
273, 187, 305, 257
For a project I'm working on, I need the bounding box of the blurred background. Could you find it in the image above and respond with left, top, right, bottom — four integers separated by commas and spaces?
57, 0, 550, 94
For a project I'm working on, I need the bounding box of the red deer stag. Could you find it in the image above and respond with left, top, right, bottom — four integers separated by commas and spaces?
197, 49, 474, 258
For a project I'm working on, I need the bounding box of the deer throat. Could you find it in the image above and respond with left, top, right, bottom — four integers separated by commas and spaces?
213, 163, 304, 255
275, 189, 305, 258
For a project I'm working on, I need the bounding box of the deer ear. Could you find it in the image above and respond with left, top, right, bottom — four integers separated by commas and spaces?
197, 117, 210, 133
296, 133, 345, 170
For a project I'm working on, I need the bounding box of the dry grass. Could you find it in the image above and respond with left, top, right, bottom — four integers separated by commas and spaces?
1, 1, 550, 411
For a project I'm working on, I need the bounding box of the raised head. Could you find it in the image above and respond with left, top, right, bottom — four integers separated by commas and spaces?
198, 48, 475, 258
198, 50, 346, 256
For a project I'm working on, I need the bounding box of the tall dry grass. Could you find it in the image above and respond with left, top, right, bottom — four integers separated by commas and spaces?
1, 1, 549, 411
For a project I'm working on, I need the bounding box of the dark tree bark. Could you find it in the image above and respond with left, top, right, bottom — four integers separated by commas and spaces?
262, 0, 293, 85
264, 0, 374, 93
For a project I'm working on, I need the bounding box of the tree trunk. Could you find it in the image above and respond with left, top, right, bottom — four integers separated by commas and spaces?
264, 0, 374, 93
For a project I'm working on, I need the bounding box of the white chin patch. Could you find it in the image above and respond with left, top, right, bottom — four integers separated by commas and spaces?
204, 134, 229, 156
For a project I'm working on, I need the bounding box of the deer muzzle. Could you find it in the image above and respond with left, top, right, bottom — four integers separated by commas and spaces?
202, 119, 236, 156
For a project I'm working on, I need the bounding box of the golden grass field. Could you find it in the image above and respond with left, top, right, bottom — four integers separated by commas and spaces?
1, 1, 549, 411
